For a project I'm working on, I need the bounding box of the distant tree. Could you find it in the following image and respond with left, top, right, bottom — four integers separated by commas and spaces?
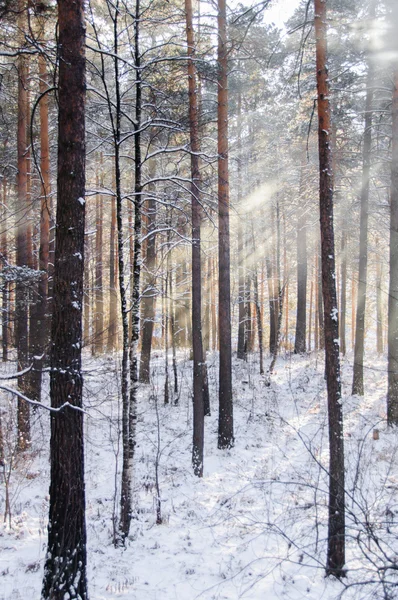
41, 0, 88, 596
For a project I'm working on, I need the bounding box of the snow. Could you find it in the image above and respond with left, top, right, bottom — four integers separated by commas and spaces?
1, 351, 398, 599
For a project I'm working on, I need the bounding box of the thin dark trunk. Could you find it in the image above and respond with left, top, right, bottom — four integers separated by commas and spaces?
41, 0, 88, 596
314, 0, 345, 577
340, 230, 347, 356
388, 64, 398, 424
237, 90, 246, 360
94, 165, 104, 355
217, 0, 233, 449
294, 200, 307, 354
185, 0, 205, 474
352, 33, 375, 394
1, 174, 8, 362
111, 3, 131, 543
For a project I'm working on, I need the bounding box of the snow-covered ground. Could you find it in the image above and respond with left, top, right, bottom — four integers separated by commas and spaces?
1, 349, 397, 599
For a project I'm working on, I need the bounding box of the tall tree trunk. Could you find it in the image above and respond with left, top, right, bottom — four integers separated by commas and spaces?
41, 0, 88, 596
111, 2, 132, 543
352, 34, 375, 395
28, 46, 52, 402
94, 165, 104, 355
314, 0, 345, 577
1, 174, 8, 362
318, 240, 325, 350
185, 0, 206, 475
388, 60, 398, 424
122, 0, 142, 539
16, 2, 30, 451
217, 0, 233, 449
237, 91, 246, 360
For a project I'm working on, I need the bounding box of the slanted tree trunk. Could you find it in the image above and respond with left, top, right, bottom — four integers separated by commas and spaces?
314, 0, 345, 577
41, 0, 88, 596
352, 32, 375, 395
217, 0, 233, 449
388, 58, 398, 424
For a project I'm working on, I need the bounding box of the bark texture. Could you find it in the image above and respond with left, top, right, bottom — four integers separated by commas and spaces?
388, 66, 398, 424
217, 0, 233, 449
41, 0, 88, 597
314, 0, 345, 577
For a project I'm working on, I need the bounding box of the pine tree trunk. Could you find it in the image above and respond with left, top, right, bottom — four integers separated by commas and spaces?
185, 0, 206, 474
42, 0, 88, 596
352, 45, 374, 395
237, 91, 246, 360
217, 0, 233, 449
15, 2, 30, 451
388, 63, 398, 424
28, 48, 51, 402
314, 0, 345, 576
1, 174, 8, 362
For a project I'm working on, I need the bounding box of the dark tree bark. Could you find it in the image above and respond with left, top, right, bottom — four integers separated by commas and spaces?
185, 0, 205, 474
352, 31, 375, 395
41, 0, 88, 597
294, 200, 307, 354
269, 199, 284, 373
266, 255, 277, 354
314, 0, 345, 577
388, 64, 398, 424
217, 0, 233, 449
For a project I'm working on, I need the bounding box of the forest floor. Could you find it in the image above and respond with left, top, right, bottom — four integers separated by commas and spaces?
1, 348, 397, 600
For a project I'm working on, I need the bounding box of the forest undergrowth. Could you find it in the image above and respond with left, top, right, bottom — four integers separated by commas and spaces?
1, 348, 398, 600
